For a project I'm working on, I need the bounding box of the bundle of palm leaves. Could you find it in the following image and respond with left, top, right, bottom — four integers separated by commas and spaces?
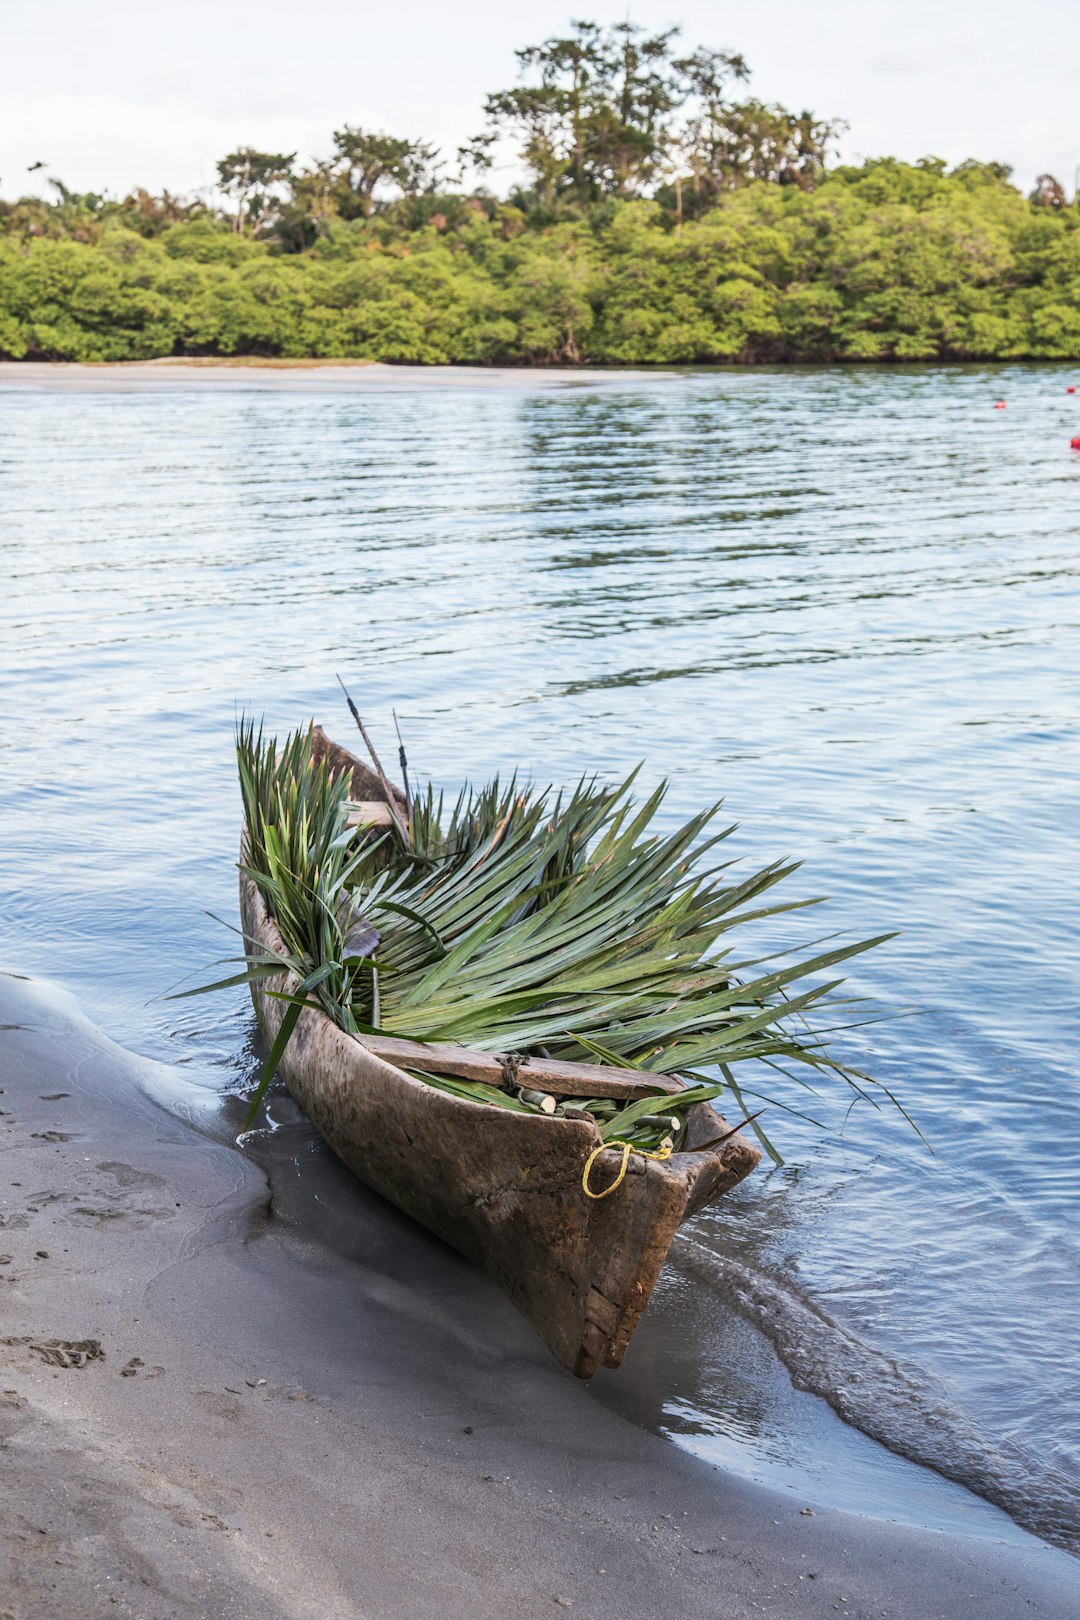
203, 718, 901, 1158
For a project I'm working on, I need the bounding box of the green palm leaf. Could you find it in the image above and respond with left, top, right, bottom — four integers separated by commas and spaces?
201, 718, 905, 1157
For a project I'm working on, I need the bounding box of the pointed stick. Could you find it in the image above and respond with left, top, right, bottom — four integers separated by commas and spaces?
392, 708, 412, 825
336, 673, 391, 781
335, 675, 409, 843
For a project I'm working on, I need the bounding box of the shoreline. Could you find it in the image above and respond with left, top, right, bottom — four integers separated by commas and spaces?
0, 360, 673, 393
1, 967, 1076, 1619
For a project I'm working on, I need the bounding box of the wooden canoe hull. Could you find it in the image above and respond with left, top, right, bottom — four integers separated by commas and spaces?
240, 730, 761, 1377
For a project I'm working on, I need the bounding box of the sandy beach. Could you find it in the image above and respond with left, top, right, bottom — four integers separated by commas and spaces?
1, 967, 1076, 1620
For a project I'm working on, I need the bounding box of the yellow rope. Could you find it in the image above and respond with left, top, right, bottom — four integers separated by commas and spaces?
582, 1137, 673, 1200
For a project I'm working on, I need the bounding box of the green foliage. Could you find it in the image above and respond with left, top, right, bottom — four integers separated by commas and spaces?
205, 721, 900, 1150
3, 16, 1075, 363
1, 158, 1079, 363
471, 20, 839, 212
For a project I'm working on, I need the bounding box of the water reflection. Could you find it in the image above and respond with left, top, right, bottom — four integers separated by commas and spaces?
1, 363, 1078, 1546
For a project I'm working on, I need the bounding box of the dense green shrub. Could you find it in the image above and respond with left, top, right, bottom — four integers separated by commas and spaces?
1, 160, 1078, 364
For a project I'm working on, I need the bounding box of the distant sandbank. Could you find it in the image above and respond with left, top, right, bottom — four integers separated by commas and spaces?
0, 359, 672, 393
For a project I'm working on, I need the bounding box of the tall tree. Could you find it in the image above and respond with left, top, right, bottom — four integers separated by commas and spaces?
475, 18, 831, 209
482, 19, 687, 201
331, 127, 440, 219
481, 86, 570, 207
271, 161, 340, 250
516, 20, 606, 195
674, 45, 748, 216
216, 148, 295, 234
680, 99, 843, 206
585, 21, 684, 196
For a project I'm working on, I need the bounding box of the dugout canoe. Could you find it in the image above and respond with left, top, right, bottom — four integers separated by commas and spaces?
239, 726, 761, 1379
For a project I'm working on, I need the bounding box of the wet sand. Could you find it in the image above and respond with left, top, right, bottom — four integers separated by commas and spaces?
0, 360, 666, 393
0, 968, 1076, 1619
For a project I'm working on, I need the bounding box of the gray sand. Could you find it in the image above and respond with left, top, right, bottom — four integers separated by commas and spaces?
0, 969, 1076, 1619
0, 360, 668, 393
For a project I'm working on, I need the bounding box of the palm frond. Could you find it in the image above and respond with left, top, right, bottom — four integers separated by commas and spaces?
213, 719, 903, 1155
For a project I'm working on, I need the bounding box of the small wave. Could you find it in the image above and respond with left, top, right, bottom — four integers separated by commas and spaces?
671, 1233, 1080, 1556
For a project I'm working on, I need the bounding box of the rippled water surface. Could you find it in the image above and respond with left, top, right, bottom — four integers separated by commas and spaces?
3, 365, 1078, 1549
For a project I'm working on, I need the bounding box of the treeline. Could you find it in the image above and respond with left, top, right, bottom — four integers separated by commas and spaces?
1, 20, 1079, 365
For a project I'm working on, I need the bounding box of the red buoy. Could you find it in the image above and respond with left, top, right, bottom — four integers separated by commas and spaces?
1071, 436, 1080, 450
1068, 386, 1077, 394
994, 400, 1006, 409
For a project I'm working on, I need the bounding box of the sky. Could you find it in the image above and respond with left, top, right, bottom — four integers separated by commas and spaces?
4, 1, 1079, 202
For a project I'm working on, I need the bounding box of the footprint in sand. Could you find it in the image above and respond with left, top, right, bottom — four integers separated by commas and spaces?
0, 1337, 106, 1369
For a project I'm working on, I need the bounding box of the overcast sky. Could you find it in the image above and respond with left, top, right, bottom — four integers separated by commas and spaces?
4, 1, 1079, 202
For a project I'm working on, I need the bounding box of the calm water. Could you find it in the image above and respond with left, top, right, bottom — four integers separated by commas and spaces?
3, 365, 1078, 1550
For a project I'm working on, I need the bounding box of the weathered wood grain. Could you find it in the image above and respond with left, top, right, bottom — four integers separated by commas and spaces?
354, 1034, 685, 1098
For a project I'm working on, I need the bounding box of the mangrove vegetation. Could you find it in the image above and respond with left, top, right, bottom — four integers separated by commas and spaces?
2, 19, 1079, 365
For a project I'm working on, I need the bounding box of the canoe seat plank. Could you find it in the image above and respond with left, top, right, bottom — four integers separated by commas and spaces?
345, 801, 395, 828
354, 1033, 685, 1098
